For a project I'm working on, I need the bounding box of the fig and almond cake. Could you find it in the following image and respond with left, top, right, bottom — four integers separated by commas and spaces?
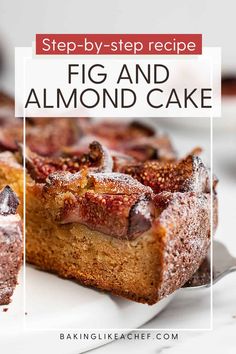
25, 118, 218, 305
0, 91, 218, 305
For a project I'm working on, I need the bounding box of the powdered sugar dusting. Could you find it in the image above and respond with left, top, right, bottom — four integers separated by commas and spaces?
90, 172, 153, 195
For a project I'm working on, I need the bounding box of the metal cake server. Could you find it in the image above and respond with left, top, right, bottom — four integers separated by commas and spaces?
184, 240, 236, 289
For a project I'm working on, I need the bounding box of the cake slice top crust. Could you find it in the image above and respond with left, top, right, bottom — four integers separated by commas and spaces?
25, 118, 216, 242
25, 140, 214, 196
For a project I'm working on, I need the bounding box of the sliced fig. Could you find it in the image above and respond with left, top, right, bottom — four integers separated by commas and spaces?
121, 154, 212, 194
43, 170, 154, 239
25, 141, 113, 182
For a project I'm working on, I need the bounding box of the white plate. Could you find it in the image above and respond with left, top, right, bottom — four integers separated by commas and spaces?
25, 266, 174, 331
0, 266, 174, 354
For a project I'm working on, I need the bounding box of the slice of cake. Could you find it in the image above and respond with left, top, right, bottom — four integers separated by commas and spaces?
26, 168, 214, 304
0, 186, 23, 305
25, 120, 218, 304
